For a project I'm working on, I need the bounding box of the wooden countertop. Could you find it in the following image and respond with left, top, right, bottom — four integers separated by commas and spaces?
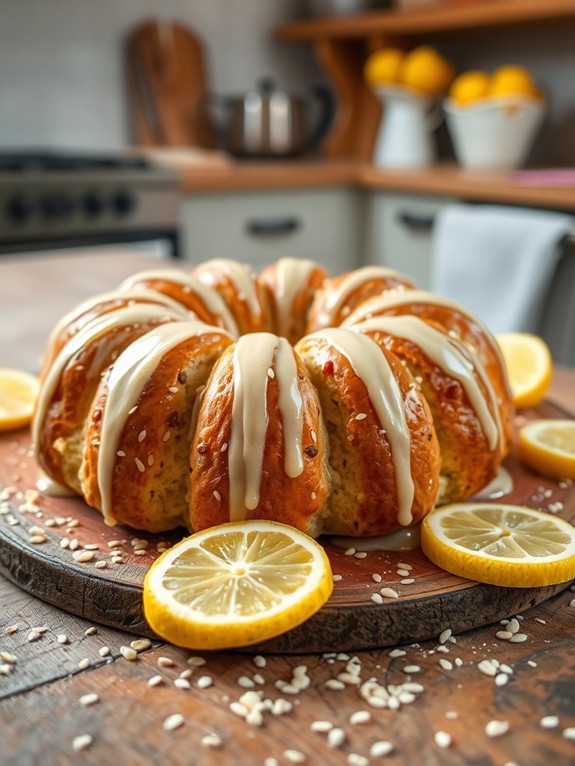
180, 160, 575, 211
1, 250, 575, 766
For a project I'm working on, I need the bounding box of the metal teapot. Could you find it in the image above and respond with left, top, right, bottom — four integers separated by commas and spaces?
204, 79, 334, 158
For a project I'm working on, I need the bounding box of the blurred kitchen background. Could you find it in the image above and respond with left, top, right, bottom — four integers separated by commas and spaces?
1, 0, 575, 363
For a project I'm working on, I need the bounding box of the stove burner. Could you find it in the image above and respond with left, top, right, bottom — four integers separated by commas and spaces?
0, 152, 151, 173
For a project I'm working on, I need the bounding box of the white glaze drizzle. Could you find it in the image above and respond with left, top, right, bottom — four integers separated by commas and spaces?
195, 258, 262, 317
33, 303, 185, 465
36, 471, 76, 497
313, 328, 414, 526
41, 289, 189, 368
98, 320, 224, 525
341, 288, 512, 398
118, 269, 239, 336
331, 524, 421, 551
472, 466, 513, 500
317, 266, 411, 328
349, 315, 501, 450
228, 333, 304, 520
272, 258, 318, 338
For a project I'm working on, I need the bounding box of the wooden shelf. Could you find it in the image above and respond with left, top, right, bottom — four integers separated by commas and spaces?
180, 159, 575, 212
276, 0, 575, 41
275, 1, 575, 161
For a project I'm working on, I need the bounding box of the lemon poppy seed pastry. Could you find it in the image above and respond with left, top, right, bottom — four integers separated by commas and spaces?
294, 328, 440, 536
33, 259, 514, 538
188, 333, 331, 538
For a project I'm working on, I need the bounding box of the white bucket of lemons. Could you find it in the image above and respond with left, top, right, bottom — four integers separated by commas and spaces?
444, 66, 546, 171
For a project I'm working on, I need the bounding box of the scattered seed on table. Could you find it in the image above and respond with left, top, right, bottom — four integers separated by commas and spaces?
435, 731, 452, 748
130, 638, 151, 652
79, 693, 99, 707
163, 714, 185, 732
201, 733, 222, 748
72, 734, 93, 752
370, 741, 394, 757
148, 675, 163, 687
120, 646, 138, 661
197, 675, 213, 689
485, 720, 509, 737
540, 716, 559, 728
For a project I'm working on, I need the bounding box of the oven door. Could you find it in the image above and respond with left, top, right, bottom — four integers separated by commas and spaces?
0, 227, 180, 259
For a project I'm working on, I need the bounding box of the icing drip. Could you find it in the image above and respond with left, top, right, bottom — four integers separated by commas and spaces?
42, 289, 189, 366
273, 258, 317, 338
314, 328, 414, 526
33, 303, 185, 464
118, 269, 239, 336
98, 321, 220, 525
196, 258, 262, 317
228, 333, 304, 520
342, 288, 511, 399
319, 266, 410, 327
350, 316, 501, 450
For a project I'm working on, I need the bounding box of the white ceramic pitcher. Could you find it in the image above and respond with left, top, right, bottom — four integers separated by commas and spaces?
373, 86, 441, 169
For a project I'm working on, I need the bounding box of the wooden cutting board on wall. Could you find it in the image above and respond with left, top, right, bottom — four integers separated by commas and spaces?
128, 19, 215, 148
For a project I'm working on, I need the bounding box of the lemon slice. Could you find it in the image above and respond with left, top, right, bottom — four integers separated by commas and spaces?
421, 503, 575, 587
496, 332, 552, 408
143, 520, 333, 649
518, 419, 575, 480
0, 368, 40, 432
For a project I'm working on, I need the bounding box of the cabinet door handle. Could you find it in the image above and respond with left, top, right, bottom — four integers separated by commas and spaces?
245, 217, 301, 237
396, 211, 435, 232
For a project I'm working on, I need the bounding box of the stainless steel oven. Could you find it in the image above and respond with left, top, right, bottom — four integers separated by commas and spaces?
0, 152, 181, 258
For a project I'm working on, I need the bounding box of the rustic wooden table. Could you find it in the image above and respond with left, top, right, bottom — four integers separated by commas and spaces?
1, 250, 574, 766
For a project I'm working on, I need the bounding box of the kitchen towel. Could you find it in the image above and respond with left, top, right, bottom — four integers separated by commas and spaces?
431, 204, 574, 334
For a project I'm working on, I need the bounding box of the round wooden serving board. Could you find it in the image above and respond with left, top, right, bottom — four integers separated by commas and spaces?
1, 401, 574, 654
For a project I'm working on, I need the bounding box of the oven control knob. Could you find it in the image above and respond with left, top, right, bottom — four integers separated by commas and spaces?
42, 193, 74, 219
83, 191, 106, 216
113, 189, 137, 216
7, 194, 35, 222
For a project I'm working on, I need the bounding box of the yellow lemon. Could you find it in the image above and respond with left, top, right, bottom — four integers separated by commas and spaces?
0, 368, 40, 432
399, 46, 454, 96
488, 65, 539, 99
421, 502, 575, 588
143, 520, 333, 650
496, 332, 552, 409
364, 48, 405, 86
518, 419, 575, 480
449, 70, 491, 105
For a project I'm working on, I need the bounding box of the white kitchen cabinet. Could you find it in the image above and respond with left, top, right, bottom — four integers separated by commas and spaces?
179, 188, 367, 275
365, 191, 458, 290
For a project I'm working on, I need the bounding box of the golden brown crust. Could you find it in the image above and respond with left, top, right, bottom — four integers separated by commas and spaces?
342, 296, 514, 460
354, 321, 501, 503
295, 333, 440, 536
188, 344, 331, 537
192, 261, 273, 336
307, 269, 416, 333
82, 332, 233, 532
36, 319, 176, 493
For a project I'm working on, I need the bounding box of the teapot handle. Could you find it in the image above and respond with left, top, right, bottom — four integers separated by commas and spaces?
308, 84, 336, 151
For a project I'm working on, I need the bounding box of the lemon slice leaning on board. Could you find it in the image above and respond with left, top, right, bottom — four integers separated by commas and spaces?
0, 368, 40, 432
518, 419, 575, 480
143, 520, 333, 650
496, 332, 552, 409
421, 503, 575, 588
